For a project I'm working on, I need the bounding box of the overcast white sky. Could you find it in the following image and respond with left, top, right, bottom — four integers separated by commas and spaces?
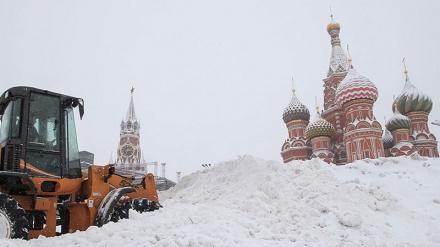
1, 1, 440, 181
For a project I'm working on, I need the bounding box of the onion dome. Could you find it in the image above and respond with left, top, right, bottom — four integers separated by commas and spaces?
382, 129, 394, 149
386, 106, 412, 132
393, 74, 433, 115
335, 66, 379, 106
327, 15, 341, 33
306, 112, 336, 140
282, 89, 310, 123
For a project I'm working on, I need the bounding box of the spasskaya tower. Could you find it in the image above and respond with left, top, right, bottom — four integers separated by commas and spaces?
115, 87, 142, 170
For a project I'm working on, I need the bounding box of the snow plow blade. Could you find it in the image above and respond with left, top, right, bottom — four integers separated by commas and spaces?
94, 187, 136, 227
108, 171, 161, 207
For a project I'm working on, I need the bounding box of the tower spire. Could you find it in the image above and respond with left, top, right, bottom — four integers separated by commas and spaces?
125, 87, 137, 121
326, 14, 349, 76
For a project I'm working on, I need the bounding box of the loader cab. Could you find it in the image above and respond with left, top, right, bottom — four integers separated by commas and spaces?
0, 87, 84, 179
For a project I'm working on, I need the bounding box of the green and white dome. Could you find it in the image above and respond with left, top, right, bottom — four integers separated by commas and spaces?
393, 76, 433, 115
386, 108, 412, 132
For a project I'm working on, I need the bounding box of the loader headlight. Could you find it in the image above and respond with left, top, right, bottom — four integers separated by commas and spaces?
109, 167, 115, 174
41, 181, 57, 192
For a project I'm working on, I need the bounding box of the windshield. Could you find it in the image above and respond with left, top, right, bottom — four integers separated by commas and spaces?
25, 93, 62, 176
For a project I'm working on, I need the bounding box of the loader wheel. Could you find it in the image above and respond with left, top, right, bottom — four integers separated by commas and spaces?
0, 193, 29, 239
110, 201, 132, 223
132, 198, 159, 213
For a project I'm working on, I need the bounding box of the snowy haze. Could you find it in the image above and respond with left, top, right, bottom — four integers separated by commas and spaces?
1, 155, 439, 246
1, 1, 440, 179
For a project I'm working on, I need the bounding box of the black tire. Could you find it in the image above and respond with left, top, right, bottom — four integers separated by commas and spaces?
0, 193, 29, 239
132, 198, 159, 213
110, 201, 132, 223
94, 187, 136, 227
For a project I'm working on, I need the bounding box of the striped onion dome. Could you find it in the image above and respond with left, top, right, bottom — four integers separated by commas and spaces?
335, 67, 379, 106
382, 129, 394, 149
305, 112, 336, 139
386, 107, 412, 132
283, 90, 310, 123
393, 76, 433, 115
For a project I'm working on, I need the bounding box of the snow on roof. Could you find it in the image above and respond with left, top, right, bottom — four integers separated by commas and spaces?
386, 108, 411, 132
382, 129, 394, 148
328, 45, 349, 77
283, 91, 310, 123
335, 68, 379, 106
392, 141, 414, 149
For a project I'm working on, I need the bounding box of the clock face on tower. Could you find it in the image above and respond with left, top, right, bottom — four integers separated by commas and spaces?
120, 144, 135, 158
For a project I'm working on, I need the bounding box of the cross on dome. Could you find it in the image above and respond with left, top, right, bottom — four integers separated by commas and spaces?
402, 58, 408, 78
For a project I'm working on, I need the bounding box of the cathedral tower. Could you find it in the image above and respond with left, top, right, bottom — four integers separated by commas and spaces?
281, 85, 312, 162
305, 104, 336, 163
321, 15, 349, 164
335, 58, 385, 162
116, 88, 142, 170
393, 65, 438, 157
386, 105, 417, 156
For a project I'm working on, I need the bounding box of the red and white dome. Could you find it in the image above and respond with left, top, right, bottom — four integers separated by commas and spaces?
335, 68, 379, 106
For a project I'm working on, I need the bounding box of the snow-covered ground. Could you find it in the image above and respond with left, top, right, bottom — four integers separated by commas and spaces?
1, 154, 439, 246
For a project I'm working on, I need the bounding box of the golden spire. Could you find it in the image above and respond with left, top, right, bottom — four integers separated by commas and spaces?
291, 78, 296, 94
315, 96, 319, 113
402, 57, 408, 79
347, 44, 353, 67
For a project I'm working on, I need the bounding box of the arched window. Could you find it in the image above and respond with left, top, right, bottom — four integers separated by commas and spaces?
341, 151, 346, 159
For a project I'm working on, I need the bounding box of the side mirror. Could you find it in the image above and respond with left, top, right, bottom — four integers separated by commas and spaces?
64, 98, 85, 120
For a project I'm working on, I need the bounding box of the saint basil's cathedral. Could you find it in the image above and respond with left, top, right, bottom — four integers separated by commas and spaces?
281, 16, 439, 164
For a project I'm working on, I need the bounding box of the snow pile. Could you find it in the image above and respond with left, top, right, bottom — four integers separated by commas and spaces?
1, 155, 439, 246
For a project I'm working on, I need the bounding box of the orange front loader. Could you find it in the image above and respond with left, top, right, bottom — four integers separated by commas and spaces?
0, 87, 160, 239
